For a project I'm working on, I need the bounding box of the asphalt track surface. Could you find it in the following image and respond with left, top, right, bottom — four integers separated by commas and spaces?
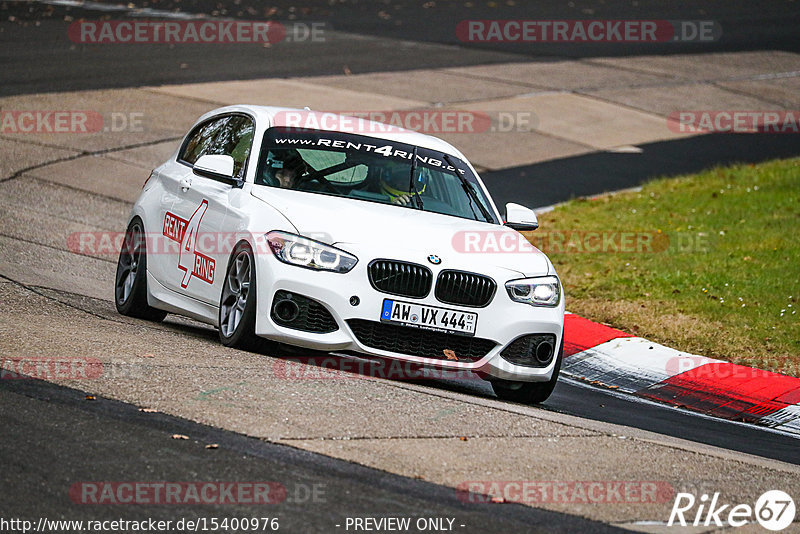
483, 133, 800, 210
2, 0, 799, 96
429, 373, 800, 465
0, 377, 622, 533
2, 0, 800, 530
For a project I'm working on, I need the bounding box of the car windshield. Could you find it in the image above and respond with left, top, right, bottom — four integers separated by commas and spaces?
255, 128, 498, 224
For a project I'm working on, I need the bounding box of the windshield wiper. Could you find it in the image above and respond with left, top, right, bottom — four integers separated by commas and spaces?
408, 146, 424, 210
443, 154, 493, 223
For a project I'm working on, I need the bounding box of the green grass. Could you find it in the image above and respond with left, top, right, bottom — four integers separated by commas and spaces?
531, 157, 800, 375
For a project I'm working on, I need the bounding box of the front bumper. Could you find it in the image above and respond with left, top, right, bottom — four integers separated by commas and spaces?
253, 253, 565, 383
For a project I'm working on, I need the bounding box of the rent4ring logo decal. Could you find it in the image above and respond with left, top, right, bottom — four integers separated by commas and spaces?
163, 200, 215, 287
668, 490, 795, 530
268, 129, 468, 175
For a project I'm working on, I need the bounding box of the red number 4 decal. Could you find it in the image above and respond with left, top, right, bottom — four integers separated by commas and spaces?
178, 200, 215, 287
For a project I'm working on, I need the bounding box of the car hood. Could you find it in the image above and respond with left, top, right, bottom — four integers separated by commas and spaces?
251, 187, 550, 277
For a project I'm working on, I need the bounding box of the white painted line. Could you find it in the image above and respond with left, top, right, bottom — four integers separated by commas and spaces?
759, 404, 800, 434
563, 337, 721, 393
41, 0, 208, 19
606, 145, 643, 153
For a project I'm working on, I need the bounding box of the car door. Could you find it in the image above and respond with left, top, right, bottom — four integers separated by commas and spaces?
161, 114, 255, 305
143, 120, 226, 291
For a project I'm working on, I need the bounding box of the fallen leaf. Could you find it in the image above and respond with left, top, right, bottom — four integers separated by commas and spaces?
443, 349, 458, 361
490, 496, 506, 503
85, 395, 96, 401
205, 444, 219, 449
139, 408, 157, 413
171, 434, 189, 440
459, 436, 468, 441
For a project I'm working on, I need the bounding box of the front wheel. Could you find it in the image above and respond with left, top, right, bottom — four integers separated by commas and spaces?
491, 334, 563, 404
115, 218, 167, 321
218, 243, 260, 349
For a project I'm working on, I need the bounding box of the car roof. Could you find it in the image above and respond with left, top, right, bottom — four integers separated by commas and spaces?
196, 104, 471, 162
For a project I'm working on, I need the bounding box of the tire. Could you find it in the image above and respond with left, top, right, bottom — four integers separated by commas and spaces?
115, 218, 167, 321
218, 242, 260, 349
491, 332, 564, 404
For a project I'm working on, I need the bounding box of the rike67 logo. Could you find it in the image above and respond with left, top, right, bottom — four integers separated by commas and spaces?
163, 200, 215, 288
669, 490, 796, 531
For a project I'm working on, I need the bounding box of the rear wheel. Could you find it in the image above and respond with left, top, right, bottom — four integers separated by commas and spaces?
491, 333, 563, 404
114, 218, 167, 321
219, 243, 260, 349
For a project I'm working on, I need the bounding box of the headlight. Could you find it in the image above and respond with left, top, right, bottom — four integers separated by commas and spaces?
266, 231, 358, 273
505, 276, 561, 307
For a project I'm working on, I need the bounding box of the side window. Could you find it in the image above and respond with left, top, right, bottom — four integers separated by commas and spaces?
215, 116, 254, 180
180, 117, 228, 166
180, 115, 255, 181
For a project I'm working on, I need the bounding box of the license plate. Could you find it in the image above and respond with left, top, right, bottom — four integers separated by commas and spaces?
380, 299, 477, 336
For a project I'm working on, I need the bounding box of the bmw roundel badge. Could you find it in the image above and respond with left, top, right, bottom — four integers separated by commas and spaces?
427, 254, 442, 265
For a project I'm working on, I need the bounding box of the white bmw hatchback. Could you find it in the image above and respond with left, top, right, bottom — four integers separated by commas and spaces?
115, 105, 565, 403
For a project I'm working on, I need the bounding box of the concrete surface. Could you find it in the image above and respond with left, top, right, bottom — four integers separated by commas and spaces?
26, 155, 152, 203
451, 92, 685, 150
444, 61, 674, 91
585, 84, 788, 118
303, 69, 537, 104
148, 79, 428, 110
590, 51, 800, 83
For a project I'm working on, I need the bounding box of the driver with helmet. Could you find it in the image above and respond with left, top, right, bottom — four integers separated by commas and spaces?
378, 161, 427, 207
261, 149, 309, 189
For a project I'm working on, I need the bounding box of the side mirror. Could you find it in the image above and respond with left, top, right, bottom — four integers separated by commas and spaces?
504, 202, 539, 231
193, 154, 239, 185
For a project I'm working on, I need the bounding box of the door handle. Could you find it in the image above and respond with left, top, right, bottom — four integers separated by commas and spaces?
179, 177, 192, 192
